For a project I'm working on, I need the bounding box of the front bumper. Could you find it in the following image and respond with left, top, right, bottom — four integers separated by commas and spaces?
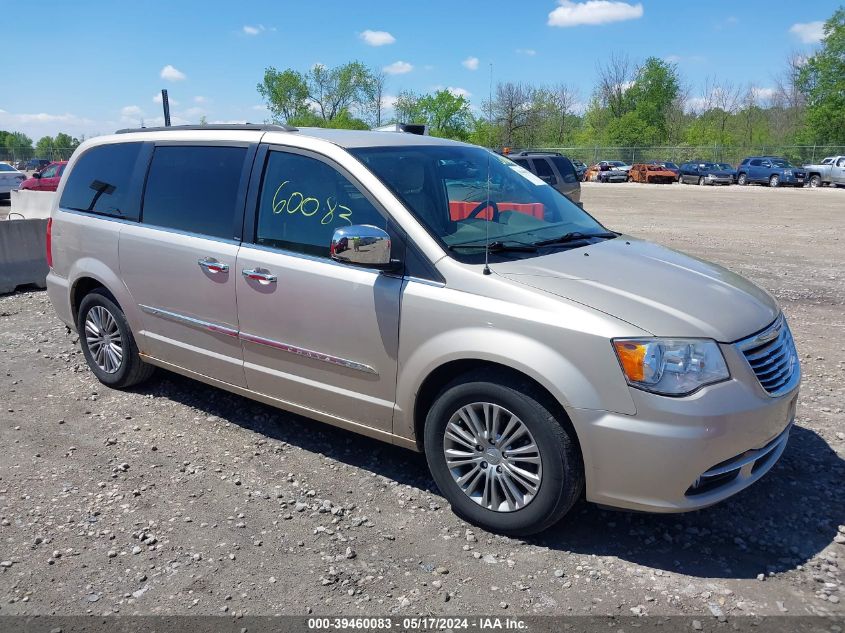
706, 175, 733, 185
569, 343, 799, 513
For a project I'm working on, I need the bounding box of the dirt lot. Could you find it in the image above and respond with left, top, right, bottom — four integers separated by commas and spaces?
0, 182, 843, 618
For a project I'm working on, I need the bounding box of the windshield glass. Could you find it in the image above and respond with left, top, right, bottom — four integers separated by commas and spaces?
717, 163, 733, 170
352, 145, 607, 260
0, 164, 14, 172
663, 162, 678, 169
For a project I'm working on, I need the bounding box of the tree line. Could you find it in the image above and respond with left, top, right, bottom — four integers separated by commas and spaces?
256, 7, 844, 151
0, 130, 82, 161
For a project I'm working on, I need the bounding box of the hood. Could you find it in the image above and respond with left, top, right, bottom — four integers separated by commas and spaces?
492, 237, 779, 342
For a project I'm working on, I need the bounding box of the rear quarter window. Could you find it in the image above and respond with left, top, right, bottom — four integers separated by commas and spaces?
551, 157, 578, 184
59, 143, 145, 220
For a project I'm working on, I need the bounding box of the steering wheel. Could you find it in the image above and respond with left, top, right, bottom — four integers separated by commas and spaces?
467, 200, 500, 221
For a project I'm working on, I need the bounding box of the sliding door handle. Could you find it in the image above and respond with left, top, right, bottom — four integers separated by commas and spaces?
197, 257, 229, 273
242, 268, 277, 283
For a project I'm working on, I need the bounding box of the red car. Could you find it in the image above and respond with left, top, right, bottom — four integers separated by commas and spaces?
19, 161, 68, 192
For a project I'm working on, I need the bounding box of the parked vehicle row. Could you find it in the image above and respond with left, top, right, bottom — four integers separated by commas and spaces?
0, 162, 27, 200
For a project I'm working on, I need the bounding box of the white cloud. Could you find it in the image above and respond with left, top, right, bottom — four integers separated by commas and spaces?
242, 24, 272, 36
359, 30, 396, 46
447, 86, 472, 99
160, 64, 186, 82
0, 109, 105, 139
751, 86, 775, 101
193, 96, 207, 104
789, 21, 825, 44
182, 107, 205, 118
121, 105, 143, 119
383, 60, 413, 75
210, 119, 248, 125
252, 104, 269, 111
462, 56, 479, 70
516, 48, 537, 56
548, 0, 643, 27
152, 93, 179, 106
382, 94, 398, 109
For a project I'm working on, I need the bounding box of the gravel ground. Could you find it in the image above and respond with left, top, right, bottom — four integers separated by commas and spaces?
0, 182, 843, 618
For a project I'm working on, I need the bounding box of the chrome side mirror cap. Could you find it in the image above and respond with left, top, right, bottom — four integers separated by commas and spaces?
330, 224, 397, 270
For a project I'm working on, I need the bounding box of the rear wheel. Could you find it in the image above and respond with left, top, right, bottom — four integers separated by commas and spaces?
737, 173, 748, 186
77, 289, 154, 389
698, 176, 706, 186
424, 372, 584, 536
769, 174, 780, 187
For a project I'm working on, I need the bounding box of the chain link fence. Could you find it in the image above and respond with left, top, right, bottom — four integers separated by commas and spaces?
519, 145, 845, 166
0, 146, 78, 164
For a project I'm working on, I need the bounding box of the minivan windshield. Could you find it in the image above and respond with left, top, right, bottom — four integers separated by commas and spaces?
352, 145, 609, 261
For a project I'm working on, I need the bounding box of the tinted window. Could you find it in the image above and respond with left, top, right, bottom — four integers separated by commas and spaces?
142, 145, 246, 239
255, 151, 386, 258
551, 157, 578, 184
750, 159, 762, 167
531, 158, 557, 184
0, 164, 14, 172
60, 142, 144, 219
511, 158, 530, 168
837, 158, 845, 167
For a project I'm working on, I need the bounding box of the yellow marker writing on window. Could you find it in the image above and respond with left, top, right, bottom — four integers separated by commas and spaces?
272, 181, 352, 225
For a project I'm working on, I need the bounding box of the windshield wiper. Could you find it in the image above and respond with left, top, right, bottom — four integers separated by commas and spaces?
532, 231, 617, 247
448, 241, 538, 253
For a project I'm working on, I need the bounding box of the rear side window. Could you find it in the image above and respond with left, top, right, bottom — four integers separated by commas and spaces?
255, 150, 386, 258
551, 157, 578, 184
60, 143, 144, 219
531, 158, 557, 184
750, 159, 762, 166
142, 145, 247, 240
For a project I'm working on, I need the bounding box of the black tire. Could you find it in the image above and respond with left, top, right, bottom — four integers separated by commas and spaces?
77, 289, 154, 389
698, 176, 705, 186
423, 371, 584, 536
769, 174, 780, 187
737, 173, 747, 186
809, 175, 821, 188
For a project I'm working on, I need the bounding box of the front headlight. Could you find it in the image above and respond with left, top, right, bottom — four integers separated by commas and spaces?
784, 170, 793, 176
612, 338, 729, 396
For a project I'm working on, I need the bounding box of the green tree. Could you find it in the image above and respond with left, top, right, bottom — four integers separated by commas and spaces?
417, 90, 473, 140
394, 90, 426, 124
35, 136, 55, 158
257, 62, 375, 126
4, 132, 33, 160
257, 67, 310, 123
53, 132, 80, 159
625, 57, 680, 142
798, 7, 845, 144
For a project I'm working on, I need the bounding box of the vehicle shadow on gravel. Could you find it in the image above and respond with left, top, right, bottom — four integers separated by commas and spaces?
146, 371, 842, 581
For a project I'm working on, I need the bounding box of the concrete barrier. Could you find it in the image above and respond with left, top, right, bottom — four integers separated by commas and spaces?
0, 219, 49, 294
9, 189, 56, 220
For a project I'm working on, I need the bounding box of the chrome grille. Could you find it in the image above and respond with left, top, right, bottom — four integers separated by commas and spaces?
737, 315, 799, 396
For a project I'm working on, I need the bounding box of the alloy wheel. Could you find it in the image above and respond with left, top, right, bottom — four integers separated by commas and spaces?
84, 306, 123, 374
443, 402, 543, 513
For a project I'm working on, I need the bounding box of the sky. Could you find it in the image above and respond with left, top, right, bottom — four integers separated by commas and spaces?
1, 0, 840, 141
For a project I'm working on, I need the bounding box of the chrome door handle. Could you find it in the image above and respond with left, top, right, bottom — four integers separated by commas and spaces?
242, 268, 277, 283
198, 257, 229, 273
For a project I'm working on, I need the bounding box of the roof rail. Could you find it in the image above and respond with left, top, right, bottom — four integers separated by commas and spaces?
115, 123, 298, 134
509, 149, 563, 157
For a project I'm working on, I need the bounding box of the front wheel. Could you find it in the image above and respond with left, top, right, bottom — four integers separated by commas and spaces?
423, 373, 584, 536
78, 289, 154, 389
737, 173, 748, 186
769, 174, 780, 187
809, 175, 822, 188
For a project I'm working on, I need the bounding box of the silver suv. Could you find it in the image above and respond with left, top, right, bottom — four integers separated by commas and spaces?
46, 124, 800, 535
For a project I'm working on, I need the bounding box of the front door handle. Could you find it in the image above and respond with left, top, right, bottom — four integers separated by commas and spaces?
198, 257, 229, 273
242, 268, 277, 283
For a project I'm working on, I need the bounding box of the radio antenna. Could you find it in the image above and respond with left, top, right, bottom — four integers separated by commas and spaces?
483, 62, 494, 276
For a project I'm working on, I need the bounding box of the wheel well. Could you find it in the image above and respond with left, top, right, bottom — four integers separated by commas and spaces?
412, 359, 581, 456
70, 278, 118, 324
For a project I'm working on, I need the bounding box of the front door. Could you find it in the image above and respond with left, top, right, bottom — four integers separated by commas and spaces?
236, 147, 402, 432
834, 158, 845, 185
120, 143, 252, 387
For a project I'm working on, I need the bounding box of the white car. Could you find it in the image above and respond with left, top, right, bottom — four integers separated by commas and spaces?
0, 162, 26, 200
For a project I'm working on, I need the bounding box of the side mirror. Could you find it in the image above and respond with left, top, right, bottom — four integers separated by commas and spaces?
32, 172, 41, 179
330, 224, 397, 271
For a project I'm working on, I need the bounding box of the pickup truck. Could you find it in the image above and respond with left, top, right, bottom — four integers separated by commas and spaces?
803, 156, 845, 188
